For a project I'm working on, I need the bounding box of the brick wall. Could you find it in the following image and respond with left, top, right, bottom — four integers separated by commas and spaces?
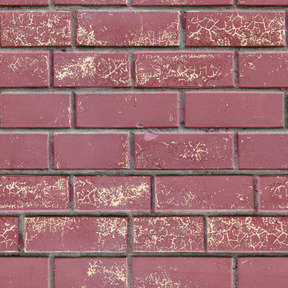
0, 0, 287, 287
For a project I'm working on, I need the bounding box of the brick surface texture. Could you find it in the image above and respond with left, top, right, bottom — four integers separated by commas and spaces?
1, 0, 288, 287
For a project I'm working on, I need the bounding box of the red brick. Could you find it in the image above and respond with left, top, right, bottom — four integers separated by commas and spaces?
238, 258, 288, 288
0, 93, 71, 128
185, 92, 284, 128
55, 258, 127, 288
133, 0, 233, 5
0, 217, 18, 251
77, 11, 179, 47
239, 53, 288, 88
156, 176, 254, 211
238, 0, 288, 5
76, 93, 179, 128
208, 217, 288, 252
133, 216, 204, 251
134, 133, 234, 169
238, 133, 288, 169
0, 134, 48, 169
0, 258, 48, 287
0, 176, 69, 211
0, 0, 48, 4
133, 257, 233, 288
1, 12, 71, 47
54, 133, 129, 169
54, 52, 131, 87
25, 217, 128, 252
0, 52, 49, 87
186, 11, 285, 47
259, 176, 288, 211
74, 176, 150, 211
55, 0, 126, 4
135, 52, 234, 88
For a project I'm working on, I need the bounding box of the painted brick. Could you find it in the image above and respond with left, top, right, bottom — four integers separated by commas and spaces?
0, 176, 69, 211
0, 134, 49, 169
238, 0, 288, 5
185, 92, 284, 128
55, 258, 127, 288
77, 11, 179, 47
54, 133, 129, 169
259, 176, 288, 211
55, 0, 126, 5
156, 176, 254, 211
76, 93, 179, 128
54, 52, 131, 87
239, 53, 288, 88
133, 217, 204, 251
208, 217, 288, 252
0, 258, 48, 287
238, 133, 288, 169
0, 0, 48, 4
25, 217, 128, 252
186, 11, 285, 47
133, 0, 233, 5
134, 133, 234, 169
0, 93, 71, 128
238, 258, 288, 288
0, 52, 49, 87
74, 176, 151, 211
135, 52, 234, 88
1, 12, 71, 47
0, 217, 18, 251
133, 257, 233, 288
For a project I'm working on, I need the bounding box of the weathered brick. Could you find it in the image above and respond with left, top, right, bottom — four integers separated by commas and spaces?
238, 258, 288, 288
133, 257, 233, 288
74, 176, 151, 211
0, 93, 71, 128
239, 53, 288, 87
238, 133, 288, 169
259, 176, 288, 211
185, 92, 284, 128
135, 52, 234, 88
25, 217, 128, 252
55, 0, 126, 5
0, 258, 48, 287
133, 0, 233, 5
55, 258, 127, 288
0, 217, 18, 251
77, 11, 179, 47
0, 134, 49, 169
238, 0, 288, 5
134, 133, 234, 169
54, 133, 129, 169
54, 52, 131, 87
208, 217, 288, 252
133, 217, 204, 251
156, 176, 254, 211
76, 93, 179, 128
0, 0, 48, 4
0, 176, 69, 211
0, 52, 49, 87
186, 11, 285, 47
1, 12, 71, 47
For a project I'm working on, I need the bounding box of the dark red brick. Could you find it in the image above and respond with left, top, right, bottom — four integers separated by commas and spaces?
0, 176, 69, 211
77, 11, 179, 47
134, 133, 234, 169
238, 0, 288, 4
25, 217, 128, 252
238, 133, 288, 169
133, 216, 204, 251
135, 52, 234, 88
0, 93, 71, 128
133, 257, 233, 288
185, 92, 284, 128
55, 258, 127, 288
186, 11, 285, 47
0, 52, 49, 87
0, 0, 48, 4
74, 176, 151, 211
133, 0, 233, 5
54, 52, 131, 87
54, 133, 129, 169
76, 93, 179, 128
0, 217, 18, 251
55, 0, 126, 4
0, 134, 48, 169
156, 176, 254, 211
